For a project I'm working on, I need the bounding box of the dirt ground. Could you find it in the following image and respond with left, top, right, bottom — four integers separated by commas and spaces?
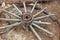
0, 0, 60, 40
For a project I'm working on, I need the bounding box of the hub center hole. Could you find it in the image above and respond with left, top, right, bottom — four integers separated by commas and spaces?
26, 16, 29, 19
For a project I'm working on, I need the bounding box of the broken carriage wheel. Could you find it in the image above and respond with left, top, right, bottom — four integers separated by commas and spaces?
0, 1, 55, 40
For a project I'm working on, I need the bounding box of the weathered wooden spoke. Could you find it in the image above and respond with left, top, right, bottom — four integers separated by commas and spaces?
0, 18, 20, 22
30, 25, 42, 40
30, 1, 37, 13
33, 7, 47, 17
3, 10, 21, 18
23, 2, 27, 12
32, 23, 54, 37
33, 21, 51, 25
0, 22, 21, 29
34, 14, 54, 20
12, 4, 22, 15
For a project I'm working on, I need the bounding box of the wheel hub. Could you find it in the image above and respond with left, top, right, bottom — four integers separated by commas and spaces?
21, 13, 33, 23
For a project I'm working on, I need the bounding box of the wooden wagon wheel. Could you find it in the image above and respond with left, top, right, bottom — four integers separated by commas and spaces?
0, 0, 60, 40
